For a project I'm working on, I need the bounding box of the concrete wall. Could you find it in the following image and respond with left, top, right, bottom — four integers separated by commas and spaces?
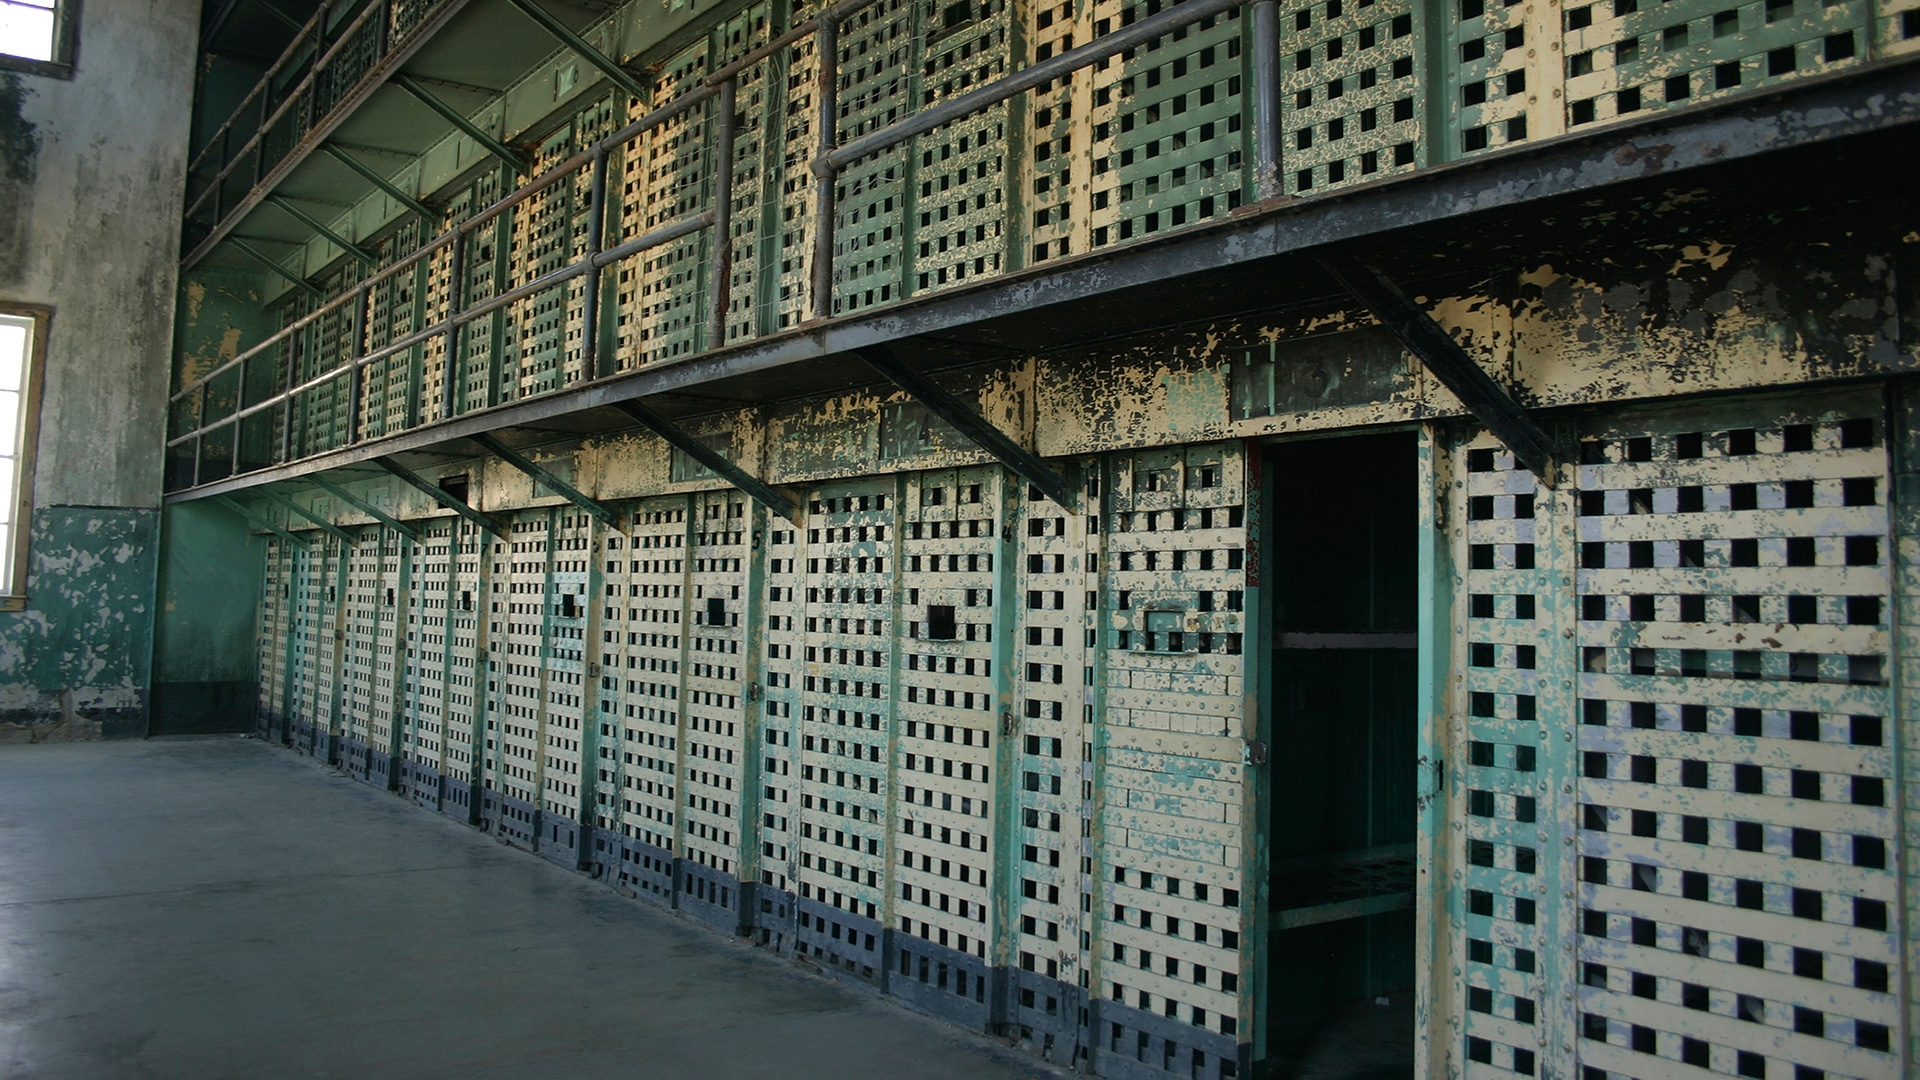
0, 0, 200, 739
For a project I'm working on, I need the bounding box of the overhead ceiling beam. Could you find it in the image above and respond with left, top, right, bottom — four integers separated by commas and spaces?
469, 433, 617, 527
373, 456, 506, 538
502, 0, 652, 104
607, 399, 796, 518
201, 0, 248, 46
308, 476, 422, 541
855, 344, 1074, 508
256, 487, 359, 542
1319, 252, 1566, 485
215, 495, 310, 546
393, 75, 531, 176
256, 0, 305, 34
229, 237, 325, 299
267, 195, 376, 268
320, 145, 434, 219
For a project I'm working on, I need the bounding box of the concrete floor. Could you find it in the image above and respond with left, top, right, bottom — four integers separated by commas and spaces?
0, 737, 1060, 1080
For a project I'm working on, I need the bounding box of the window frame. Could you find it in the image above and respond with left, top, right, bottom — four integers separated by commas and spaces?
0, 302, 50, 611
0, 0, 79, 80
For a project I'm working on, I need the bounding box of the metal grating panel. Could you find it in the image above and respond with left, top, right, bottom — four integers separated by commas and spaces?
339, 527, 381, 779
681, 492, 752, 914
792, 482, 897, 975
1086, 0, 1245, 251
1006, 468, 1099, 1065
1563, 0, 1870, 131
257, 537, 291, 733
1449, 434, 1568, 1079
606, 497, 690, 896
892, 466, 1004, 1018
1278, 0, 1425, 196
402, 522, 453, 804
616, 45, 714, 369
720, 5, 779, 344
830, 0, 920, 315
771, 14, 822, 331
1095, 445, 1249, 1080
909, 0, 1014, 298
1570, 397, 1902, 1080
487, 511, 553, 846
443, 520, 489, 816
506, 128, 585, 402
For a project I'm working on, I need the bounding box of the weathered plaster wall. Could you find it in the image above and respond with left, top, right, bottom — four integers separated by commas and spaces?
0, 0, 199, 740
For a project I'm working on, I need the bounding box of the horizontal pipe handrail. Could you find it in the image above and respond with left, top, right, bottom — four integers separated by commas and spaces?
180, 0, 1208, 465
167, 210, 714, 446
703, 0, 881, 86
175, 77, 730, 404
821, 0, 1243, 172
186, 1, 332, 175
184, 0, 390, 222
176, 0, 898, 403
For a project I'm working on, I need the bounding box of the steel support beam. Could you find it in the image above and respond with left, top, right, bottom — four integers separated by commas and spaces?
320, 145, 435, 219
501, 0, 652, 104
468, 433, 617, 526
215, 495, 310, 546
268, 195, 376, 267
607, 400, 796, 518
308, 476, 423, 541
373, 456, 505, 537
393, 75, 531, 175
257, 487, 359, 542
230, 237, 325, 299
1319, 252, 1564, 484
855, 345, 1073, 508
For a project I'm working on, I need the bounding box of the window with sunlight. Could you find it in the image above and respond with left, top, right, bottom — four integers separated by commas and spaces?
0, 0, 69, 72
0, 311, 41, 601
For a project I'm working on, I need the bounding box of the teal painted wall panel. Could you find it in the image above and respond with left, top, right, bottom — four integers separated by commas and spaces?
0, 507, 160, 740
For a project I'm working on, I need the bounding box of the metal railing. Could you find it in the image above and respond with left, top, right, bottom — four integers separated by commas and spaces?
182, 0, 452, 258
168, 0, 1905, 491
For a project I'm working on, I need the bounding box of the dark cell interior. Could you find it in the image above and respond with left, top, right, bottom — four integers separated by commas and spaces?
1264, 433, 1418, 1079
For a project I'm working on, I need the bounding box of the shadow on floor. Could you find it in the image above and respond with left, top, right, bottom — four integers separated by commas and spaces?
1265, 991, 1415, 1080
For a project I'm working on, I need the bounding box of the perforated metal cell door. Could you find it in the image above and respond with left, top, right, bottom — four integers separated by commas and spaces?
617, 42, 712, 369
367, 528, 409, 786
607, 495, 691, 900
505, 127, 582, 402
770, 20, 821, 332
908, 0, 1014, 299
257, 537, 291, 736
1571, 394, 1904, 1080
892, 466, 1006, 1024
1009, 464, 1103, 1066
1276, 0, 1426, 196
442, 519, 489, 811
339, 526, 381, 778
827, 0, 920, 316
402, 523, 452, 803
1084, 0, 1245, 252
681, 491, 752, 919
291, 537, 330, 756
757, 503, 808, 930
1445, 433, 1577, 1080
1560, 0, 1870, 134
455, 168, 507, 412
359, 219, 424, 438
537, 512, 598, 861
793, 480, 897, 977
713, 3, 776, 346
486, 511, 554, 844
315, 535, 347, 757
1096, 444, 1251, 1080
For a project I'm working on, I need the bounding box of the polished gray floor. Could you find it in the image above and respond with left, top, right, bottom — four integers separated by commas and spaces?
0, 737, 1058, 1080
